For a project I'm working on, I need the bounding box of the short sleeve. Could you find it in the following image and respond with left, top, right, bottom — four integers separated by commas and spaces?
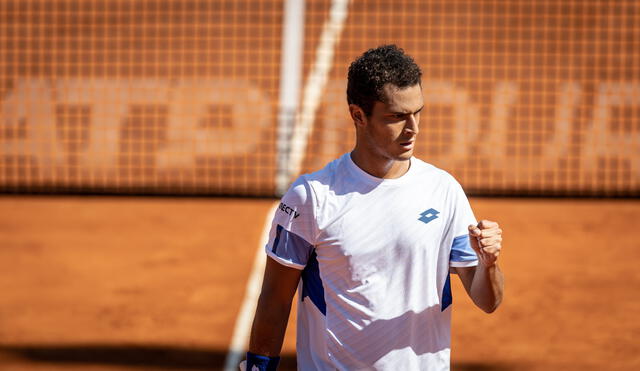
444, 178, 479, 268
265, 176, 318, 270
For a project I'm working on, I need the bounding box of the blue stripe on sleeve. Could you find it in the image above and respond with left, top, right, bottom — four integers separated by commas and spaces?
270, 224, 314, 266
450, 235, 478, 262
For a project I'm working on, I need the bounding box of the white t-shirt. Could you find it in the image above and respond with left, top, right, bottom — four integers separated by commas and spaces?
265, 153, 478, 371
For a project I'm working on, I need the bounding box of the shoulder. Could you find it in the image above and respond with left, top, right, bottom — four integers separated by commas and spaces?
283, 155, 345, 207
305, 154, 345, 183
411, 157, 462, 189
294, 154, 348, 195
282, 175, 315, 213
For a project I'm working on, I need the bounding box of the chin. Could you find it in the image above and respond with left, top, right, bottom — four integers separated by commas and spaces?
394, 152, 413, 161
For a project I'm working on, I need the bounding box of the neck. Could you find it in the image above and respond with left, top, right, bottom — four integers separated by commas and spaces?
350, 148, 411, 179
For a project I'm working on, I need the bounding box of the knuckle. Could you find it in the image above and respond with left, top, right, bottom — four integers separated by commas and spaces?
479, 219, 498, 228
482, 229, 496, 238
483, 245, 500, 254
481, 237, 499, 246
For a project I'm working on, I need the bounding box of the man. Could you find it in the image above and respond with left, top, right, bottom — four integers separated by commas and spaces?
243, 45, 504, 370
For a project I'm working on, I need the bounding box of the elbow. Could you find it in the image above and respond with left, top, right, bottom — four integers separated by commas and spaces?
481, 297, 503, 314
482, 305, 498, 314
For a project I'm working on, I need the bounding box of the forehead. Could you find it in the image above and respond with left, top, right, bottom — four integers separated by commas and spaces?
378, 83, 423, 113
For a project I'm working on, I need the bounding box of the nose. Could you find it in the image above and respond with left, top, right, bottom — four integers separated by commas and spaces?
404, 113, 419, 135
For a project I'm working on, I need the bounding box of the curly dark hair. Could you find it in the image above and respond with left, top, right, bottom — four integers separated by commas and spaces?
347, 44, 422, 116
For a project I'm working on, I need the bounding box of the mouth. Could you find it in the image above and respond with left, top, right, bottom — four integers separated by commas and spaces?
399, 140, 415, 150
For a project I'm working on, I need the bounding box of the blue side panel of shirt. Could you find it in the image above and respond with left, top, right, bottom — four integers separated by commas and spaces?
441, 273, 452, 311
301, 250, 326, 315
271, 225, 326, 315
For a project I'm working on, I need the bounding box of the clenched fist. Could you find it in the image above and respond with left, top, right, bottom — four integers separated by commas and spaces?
468, 220, 502, 267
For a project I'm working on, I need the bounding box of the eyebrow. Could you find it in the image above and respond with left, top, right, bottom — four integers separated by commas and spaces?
388, 105, 424, 116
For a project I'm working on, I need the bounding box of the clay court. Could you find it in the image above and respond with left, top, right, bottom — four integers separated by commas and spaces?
1, 1, 639, 370
0, 196, 638, 370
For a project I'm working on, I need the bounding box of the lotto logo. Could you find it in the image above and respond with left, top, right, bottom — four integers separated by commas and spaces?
418, 208, 440, 224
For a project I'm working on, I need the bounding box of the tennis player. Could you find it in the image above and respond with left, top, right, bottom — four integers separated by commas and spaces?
243, 45, 504, 370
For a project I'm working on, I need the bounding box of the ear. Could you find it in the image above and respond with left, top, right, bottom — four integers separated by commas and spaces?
349, 104, 366, 127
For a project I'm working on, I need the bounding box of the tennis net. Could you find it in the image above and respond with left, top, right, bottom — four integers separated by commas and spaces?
1, 0, 638, 196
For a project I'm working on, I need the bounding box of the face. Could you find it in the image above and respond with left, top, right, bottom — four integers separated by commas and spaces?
354, 83, 424, 162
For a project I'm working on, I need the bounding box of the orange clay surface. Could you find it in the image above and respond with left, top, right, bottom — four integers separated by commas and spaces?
0, 196, 639, 371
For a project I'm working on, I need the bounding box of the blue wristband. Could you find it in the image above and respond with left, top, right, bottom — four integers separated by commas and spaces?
246, 351, 280, 371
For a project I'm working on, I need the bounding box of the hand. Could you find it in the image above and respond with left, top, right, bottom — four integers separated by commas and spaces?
468, 220, 502, 267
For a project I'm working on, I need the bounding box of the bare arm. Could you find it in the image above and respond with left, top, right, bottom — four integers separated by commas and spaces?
248, 257, 302, 356
453, 220, 504, 313
454, 263, 503, 313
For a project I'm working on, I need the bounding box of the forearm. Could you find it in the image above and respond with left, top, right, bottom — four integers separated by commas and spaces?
469, 263, 504, 313
248, 292, 294, 356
